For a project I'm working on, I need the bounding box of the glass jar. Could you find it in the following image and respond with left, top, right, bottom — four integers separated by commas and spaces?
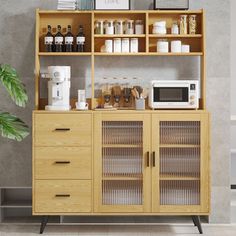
171, 22, 179, 35
114, 20, 123, 35
189, 15, 197, 34
105, 20, 114, 35
157, 39, 169, 53
122, 38, 130, 53
130, 38, 139, 53
114, 38, 122, 53
124, 20, 134, 34
180, 15, 188, 34
95, 20, 104, 34
135, 20, 144, 34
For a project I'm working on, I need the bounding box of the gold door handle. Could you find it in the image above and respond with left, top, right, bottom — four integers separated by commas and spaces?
55, 194, 70, 198
55, 161, 71, 164
54, 128, 71, 131
147, 152, 150, 167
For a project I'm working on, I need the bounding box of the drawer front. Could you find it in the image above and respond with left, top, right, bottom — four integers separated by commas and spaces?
35, 147, 91, 179
34, 180, 91, 213
34, 114, 92, 146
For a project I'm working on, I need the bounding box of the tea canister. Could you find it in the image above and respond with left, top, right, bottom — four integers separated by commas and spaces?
122, 38, 130, 53
114, 38, 122, 53
125, 20, 134, 34
171, 40, 182, 53
130, 38, 139, 53
114, 20, 123, 35
105, 40, 113, 53
135, 20, 144, 34
95, 20, 104, 34
153, 21, 167, 34
105, 20, 114, 35
181, 44, 190, 53
157, 39, 169, 53
171, 22, 179, 35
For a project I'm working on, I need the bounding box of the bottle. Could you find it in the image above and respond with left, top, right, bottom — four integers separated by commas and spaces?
76, 25, 85, 52
44, 25, 54, 52
65, 25, 74, 52
54, 25, 64, 52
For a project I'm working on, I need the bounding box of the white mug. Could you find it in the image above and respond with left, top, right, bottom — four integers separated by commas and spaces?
76, 102, 88, 110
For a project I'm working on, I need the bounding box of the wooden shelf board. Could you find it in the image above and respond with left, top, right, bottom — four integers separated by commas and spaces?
149, 34, 202, 38
38, 10, 92, 14
103, 175, 143, 181
160, 144, 200, 148
94, 53, 147, 56
160, 174, 200, 181
148, 52, 203, 56
94, 34, 146, 38
148, 10, 203, 14
1, 200, 32, 208
38, 52, 92, 56
102, 144, 142, 148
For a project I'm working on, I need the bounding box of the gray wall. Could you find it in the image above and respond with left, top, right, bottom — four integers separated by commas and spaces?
0, 0, 231, 223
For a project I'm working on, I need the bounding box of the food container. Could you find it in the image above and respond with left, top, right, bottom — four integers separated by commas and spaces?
171, 40, 182, 53
153, 21, 167, 34
114, 38, 122, 53
171, 22, 179, 35
181, 44, 190, 53
157, 39, 169, 53
95, 20, 104, 34
122, 38, 130, 53
130, 38, 139, 53
125, 20, 134, 34
135, 20, 144, 34
105, 20, 114, 35
105, 40, 113, 53
189, 15, 197, 34
114, 20, 123, 35
180, 15, 188, 34
135, 98, 145, 110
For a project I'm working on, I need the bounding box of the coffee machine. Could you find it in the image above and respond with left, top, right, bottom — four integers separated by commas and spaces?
45, 66, 71, 111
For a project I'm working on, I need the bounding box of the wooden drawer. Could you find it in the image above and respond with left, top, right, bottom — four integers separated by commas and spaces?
34, 114, 92, 146
34, 147, 91, 180
34, 180, 91, 213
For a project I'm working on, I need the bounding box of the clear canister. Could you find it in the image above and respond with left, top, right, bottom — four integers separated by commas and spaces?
114, 38, 122, 53
135, 20, 144, 34
105, 20, 114, 35
180, 15, 188, 34
114, 20, 123, 34
171, 22, 179, 35
189, 15, 197, 34
124, 20, 134, 34
157, 39, 169, 53
130, 38, 139, 53
122, 38, 130, 53
95, 20, 104, 34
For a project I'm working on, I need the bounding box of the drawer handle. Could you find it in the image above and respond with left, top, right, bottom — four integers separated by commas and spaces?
55, 161, 71, 164
54, 128, 71, 131
152, 152, 156, 167
146, 152, 150, 167
55, 194, 70, 198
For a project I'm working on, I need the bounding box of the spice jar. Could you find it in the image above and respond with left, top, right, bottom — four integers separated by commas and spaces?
125, 20, 134, 34
189, 15, 197, 34
130, 38, 139, 53
171, 22, 179, 35
105, 20, 114, 35
157, 39, 169, 53
135, 20, 144, 34
114, 20, 123, 35
180, 15, 188, 34
95, 20, 104, 34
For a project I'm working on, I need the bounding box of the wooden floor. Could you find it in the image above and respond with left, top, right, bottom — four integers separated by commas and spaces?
1, 225, 236, 235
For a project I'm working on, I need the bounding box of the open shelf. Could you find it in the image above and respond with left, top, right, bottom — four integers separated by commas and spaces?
1, 200, 32, 208
149, 34, 202, 38
94, 34, 146, 38
38, 52, 92, 56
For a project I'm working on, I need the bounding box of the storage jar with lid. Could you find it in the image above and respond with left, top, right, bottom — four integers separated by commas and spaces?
153, 21, 167, 34
135, 20, 144, 34
105, 40, 113, 53
171, 40, 182, 53
125, 20, 134, 34
130, 38, 139, 53
114, 20, 123, 35
114, 38, 122, 53
95, 20, 104, 34
122, 38, 130, 53
171, 22, 179, 35
105, 20, 114, 35
157, 39, 169, 53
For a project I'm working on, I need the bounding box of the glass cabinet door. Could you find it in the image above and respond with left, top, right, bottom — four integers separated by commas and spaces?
94, 114, 151, 213
152, 113, 210, 213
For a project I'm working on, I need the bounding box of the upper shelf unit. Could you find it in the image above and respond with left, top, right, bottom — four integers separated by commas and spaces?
36, 9, 205, 56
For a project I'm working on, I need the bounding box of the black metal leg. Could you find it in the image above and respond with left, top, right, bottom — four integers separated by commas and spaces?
40, 216, 49, 234
191, 216, 203, 234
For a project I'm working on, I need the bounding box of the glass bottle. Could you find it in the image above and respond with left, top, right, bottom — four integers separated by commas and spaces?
55, 25, 64, 52
102, 77, 112, 108
189, 15, 197, 34
65, 25, 74, 52
180, 15, 188, 34
44, 25, 54, 52
76, 25, 85, 52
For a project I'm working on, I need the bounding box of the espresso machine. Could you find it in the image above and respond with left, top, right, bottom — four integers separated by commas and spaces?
45, 66, 71, 111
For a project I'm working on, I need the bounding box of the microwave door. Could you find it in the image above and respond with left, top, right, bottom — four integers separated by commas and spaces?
154, 87, 189, 104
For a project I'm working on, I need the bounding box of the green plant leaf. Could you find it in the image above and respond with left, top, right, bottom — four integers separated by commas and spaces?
0, 64, 28, 107
0, 112, 29, 141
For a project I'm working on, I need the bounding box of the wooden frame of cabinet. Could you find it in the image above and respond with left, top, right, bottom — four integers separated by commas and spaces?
35, 9, 206, 111
33, 9, 210, 234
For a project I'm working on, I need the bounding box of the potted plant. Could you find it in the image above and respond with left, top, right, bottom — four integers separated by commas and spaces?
0, 64, 29, 141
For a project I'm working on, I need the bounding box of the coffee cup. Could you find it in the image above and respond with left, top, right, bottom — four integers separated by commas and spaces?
76, 102, 88, 110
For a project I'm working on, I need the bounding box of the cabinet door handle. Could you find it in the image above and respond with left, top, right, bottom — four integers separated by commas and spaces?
152, 152, 156, 167
55, 194, 70, 198
147, 152, 150, 167
54, 128, 71, 131
55, 161, 71, 164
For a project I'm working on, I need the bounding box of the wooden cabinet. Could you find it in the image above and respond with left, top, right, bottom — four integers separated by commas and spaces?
33, 112, 93, 214
94, 112, 210, 214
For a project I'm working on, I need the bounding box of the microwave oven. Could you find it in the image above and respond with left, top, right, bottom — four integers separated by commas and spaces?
149, 80, 199, 109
